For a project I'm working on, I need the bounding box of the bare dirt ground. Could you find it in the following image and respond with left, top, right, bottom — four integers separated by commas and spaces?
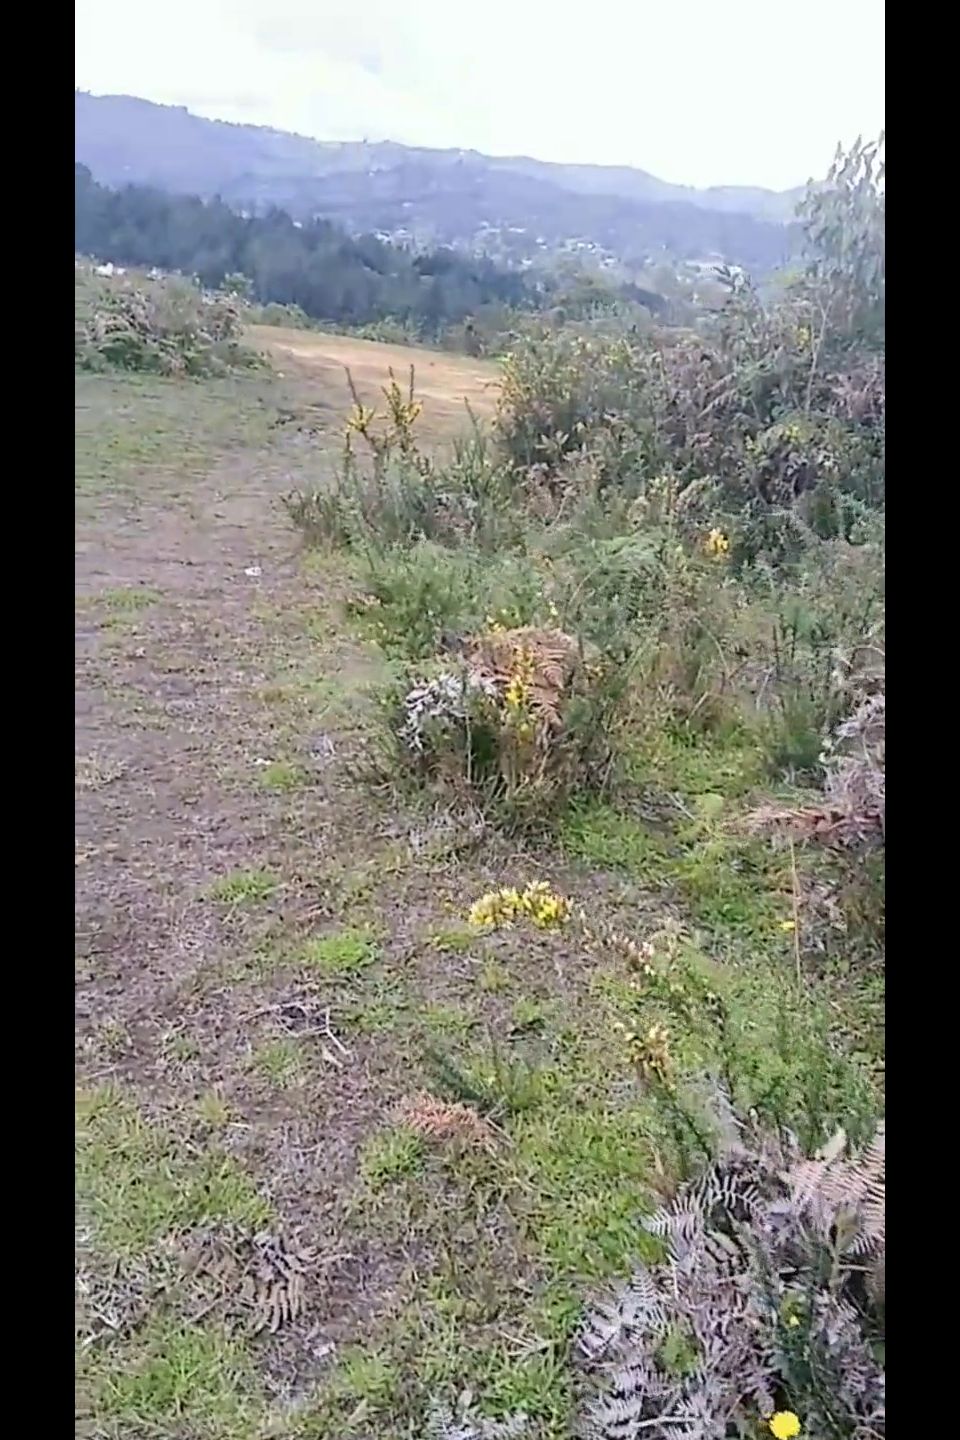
250, 324, 499, 434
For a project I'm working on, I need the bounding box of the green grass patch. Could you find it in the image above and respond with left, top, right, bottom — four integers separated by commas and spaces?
206, 868, 277, 905
300, 927, 380, 975
511, 1101, 659, 1279
76, 1087, 270, 1255
560, 801, 670, 880
359, 1125, 424, 1190
90, 1316, 262, 1437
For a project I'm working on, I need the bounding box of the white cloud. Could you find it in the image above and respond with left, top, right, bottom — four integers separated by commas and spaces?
75, 0, 884, 189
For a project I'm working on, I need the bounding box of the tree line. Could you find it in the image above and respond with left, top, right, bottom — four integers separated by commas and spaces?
74, 165, 554, 335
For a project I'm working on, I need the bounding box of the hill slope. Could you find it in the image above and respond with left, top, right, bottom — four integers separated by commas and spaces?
75, 92, 799, 276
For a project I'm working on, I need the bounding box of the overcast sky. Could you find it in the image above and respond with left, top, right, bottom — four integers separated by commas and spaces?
75, 0, 884, 191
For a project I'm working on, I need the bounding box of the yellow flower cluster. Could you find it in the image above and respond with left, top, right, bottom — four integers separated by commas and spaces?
468, 881, 570, 930
504, 644, 536, 711
346, 402, 377, 435
768, 1413, 801, 1440
704, 528, 731, 559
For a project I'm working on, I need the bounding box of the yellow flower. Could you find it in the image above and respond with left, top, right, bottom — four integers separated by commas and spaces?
505, 677, 528, 710
704, 528, 730, 559
769, 1413, 801, 1439
779, 919, 796, 932
466, 881, 569, 931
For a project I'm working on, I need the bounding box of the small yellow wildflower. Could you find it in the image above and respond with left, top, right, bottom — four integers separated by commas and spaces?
467, 881, 570, 931
346, 402, 377, 434
505, 677, 529, 710
704, 528, 731, 559
769, 1413, 801, 1440
779, 919, 796, 932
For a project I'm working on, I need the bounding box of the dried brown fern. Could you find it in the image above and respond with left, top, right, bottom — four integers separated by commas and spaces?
394, 1091, 498, 1151
577, 1102, 886, 1439
465, 626, 584, 732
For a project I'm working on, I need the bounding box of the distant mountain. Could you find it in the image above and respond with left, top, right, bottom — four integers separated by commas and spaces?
75, 91, 801, 276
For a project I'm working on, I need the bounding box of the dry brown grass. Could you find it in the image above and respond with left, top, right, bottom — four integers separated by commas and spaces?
248, 324, 500, 443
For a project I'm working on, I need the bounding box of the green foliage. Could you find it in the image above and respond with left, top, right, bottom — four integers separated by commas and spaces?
75, 163, 548, 337
796, 134, 885, 351
286, 372, 520, 555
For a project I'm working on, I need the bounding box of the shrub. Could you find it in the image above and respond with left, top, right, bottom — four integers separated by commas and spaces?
251, 300, 314, 328
351, 542, 543, 661
285, 369, 519, 552
76, 281, 262, 377
385, 624, 628, 827
495, 329, 657, 485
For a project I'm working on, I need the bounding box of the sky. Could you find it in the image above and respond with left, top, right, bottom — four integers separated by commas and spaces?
75, 0, 884, 191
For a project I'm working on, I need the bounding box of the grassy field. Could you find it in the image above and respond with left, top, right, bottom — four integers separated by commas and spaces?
76, 327, 882, 1438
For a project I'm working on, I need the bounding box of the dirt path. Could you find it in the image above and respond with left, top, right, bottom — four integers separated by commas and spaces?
250, 323, 500, 435
76, 371, 419, 1414
76, 366, 605, 1439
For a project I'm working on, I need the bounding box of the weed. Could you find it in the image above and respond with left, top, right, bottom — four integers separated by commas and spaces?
478, 958, 510, 994
426, 1041, 552, 1118
250, 1038, 304, 1089
257, 759, 306, 792
337, 1347, 402, 1409
206, 868, 277, 904
300, 927, 380, 975
100, 586, 163, 612
510, 997, 547, 1033
423, 1003, 476, 1038
429, 925, 478, 954
163, 1032, 201, 1063
360, 1125, 425, 1189
197, 1089, 231, 1129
